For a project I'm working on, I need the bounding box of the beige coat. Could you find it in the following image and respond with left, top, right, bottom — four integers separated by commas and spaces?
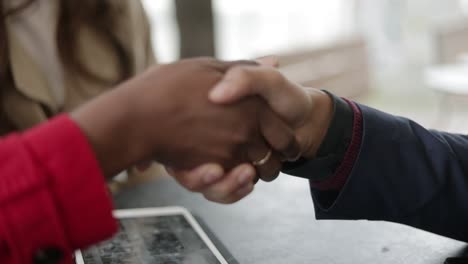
2, 0, 165, 187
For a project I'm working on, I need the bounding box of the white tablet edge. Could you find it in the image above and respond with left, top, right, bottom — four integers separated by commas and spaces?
74, 206, 229, 264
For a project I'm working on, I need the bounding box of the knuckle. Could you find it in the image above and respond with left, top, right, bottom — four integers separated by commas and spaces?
269, 69, 286, 85
277, 134, 296, 152
230, 67, 253, 87
181, 179, 202, 192
234, 127, 252, 145
273, 135, 289, 152
203, 193, 217, 203
215, 152, 236, 169
220, 197, 238, 204
259, 163, 281, 182
234, 117, 257, 141
212, 185, 232, 197
203, 193, 228, 204
261, 170, 280, 182
222, 188, 253, 204
232, 66, 251, 79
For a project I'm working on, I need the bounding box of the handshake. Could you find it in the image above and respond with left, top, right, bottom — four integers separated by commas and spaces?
72, 57, 334, 204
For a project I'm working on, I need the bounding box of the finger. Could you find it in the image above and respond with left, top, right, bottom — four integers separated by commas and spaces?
246, 136, 282, 182
209, 66, 309, 126
210, 66, 272, 103
203, 164, 256, 202
258, 107, 301, 161
165, 166, 175, 176
170, 163, 225, 192
206, 183, 255, 204
135, 160, 153, 171
255, 55, 279, 68
257, 159, 281, 182
253, 151, 282, 182
254, 176, 260, 184
214, 60, 259, 73
223, 60, 259, 68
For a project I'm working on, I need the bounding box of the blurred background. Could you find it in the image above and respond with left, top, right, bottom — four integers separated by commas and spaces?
142, 0, 468, 133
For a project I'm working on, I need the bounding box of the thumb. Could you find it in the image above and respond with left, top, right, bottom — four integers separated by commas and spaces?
209, 66, 258, 104
209, 66, 310, 126
209, 56, 279, 103
209, 65, 290, 105
255, 55, 279, 68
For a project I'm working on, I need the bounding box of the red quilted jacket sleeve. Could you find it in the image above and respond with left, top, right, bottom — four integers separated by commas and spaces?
0, 115, 117, 264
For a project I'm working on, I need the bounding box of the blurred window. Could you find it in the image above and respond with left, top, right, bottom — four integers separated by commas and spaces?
213, 0, 355, 59
142, 0, 179, 62
143, 0, 355, 62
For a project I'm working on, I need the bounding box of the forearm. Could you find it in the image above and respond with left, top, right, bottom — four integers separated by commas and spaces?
0, 116, 116, 263
70, 81, 158, 178
285, 98, 468, 241
283, 91, 356, 189
318, 106, 468, 241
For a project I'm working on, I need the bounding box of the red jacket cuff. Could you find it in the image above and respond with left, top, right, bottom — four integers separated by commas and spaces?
22, 115, 117, 249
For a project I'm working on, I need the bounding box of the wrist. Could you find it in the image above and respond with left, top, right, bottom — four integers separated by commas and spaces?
70, 87, 149, 177
297, 89, 334, 160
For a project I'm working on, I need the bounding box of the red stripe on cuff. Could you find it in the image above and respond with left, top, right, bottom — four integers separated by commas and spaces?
310, 100, 363, 191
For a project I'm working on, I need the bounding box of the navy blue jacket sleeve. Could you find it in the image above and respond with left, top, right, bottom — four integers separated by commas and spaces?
313, 104, 468, 242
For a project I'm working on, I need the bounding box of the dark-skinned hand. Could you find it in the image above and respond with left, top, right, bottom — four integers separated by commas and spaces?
169, 57, 334, 204
71, 58, 299, 198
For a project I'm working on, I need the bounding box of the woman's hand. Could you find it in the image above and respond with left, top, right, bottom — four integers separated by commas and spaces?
71, 58, 297, 180
167, 163, 256, 204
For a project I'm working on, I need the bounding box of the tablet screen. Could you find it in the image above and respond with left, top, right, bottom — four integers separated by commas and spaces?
80, 214, 222, 264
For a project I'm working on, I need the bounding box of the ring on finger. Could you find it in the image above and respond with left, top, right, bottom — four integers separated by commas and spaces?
252, 149, 272, 166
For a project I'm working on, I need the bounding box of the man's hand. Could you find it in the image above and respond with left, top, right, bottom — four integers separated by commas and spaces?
210, 64, 334, 160
71, 58, 297, 181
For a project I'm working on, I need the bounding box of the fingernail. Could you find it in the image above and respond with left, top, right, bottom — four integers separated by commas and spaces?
203, 168, 222, 184
237, 167, 253, 185
210, 83, 232, 101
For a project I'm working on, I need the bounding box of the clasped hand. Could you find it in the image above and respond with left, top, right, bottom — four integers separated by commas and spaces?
73, 57, 332, 204
162, 58, 333, 204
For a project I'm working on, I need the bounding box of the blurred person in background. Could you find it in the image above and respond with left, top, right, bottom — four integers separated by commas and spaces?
0, 0, 164, 190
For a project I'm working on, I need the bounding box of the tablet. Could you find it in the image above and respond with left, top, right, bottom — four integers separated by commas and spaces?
74, 207, 229, 264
